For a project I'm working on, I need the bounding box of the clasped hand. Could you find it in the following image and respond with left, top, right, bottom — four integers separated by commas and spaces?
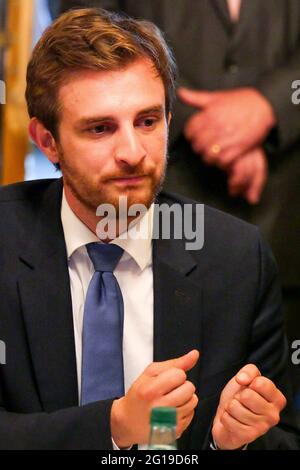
178, 87, 276, 204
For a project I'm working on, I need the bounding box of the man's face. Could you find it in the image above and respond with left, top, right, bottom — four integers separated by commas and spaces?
56, 58, 169, 214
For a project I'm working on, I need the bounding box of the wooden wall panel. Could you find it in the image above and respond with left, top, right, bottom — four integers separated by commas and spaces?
2, 0, 33, 185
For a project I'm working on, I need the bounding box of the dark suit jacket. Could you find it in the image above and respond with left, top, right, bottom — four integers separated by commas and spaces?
0, 178, 299, 449
59, 0, 300, 287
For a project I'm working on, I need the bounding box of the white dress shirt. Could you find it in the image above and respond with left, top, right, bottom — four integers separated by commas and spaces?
61, 191, 154, 406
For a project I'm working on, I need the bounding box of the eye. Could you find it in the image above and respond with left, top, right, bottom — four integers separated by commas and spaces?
144, 118, 155, 126
90, 124, 110, 134
138, 117, 158, 128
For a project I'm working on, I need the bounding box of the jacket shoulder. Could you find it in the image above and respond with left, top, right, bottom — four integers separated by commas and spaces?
158, 190, 259, 242
0, 179, 60, 203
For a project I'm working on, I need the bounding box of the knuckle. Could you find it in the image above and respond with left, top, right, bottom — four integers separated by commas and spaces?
186, 380, 196, 394
193, 393, 199, 407
246, 363, 261, 377
227, 399, 237, 414
225, 417, 235, 433
258, 421, 270, 436
160, 396, 171, 407
269, 410, 280, 426
252, 376, 266, 391
182, 411, 195, 431
220, 412, 226, 425
168, 367, 186, 383
248, 428, 259, 442
220, 410, 231, 428
279, 394, 287, 410
176, 368, 187, 383
137, 384, 155, 402
145, 363, 156, 375
241, 388, 253, 402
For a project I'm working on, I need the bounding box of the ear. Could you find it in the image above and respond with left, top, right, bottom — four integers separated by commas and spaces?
167, 112, 172, 126
28, 118, 59, 165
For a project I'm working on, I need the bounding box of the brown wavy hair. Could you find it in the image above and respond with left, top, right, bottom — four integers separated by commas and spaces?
25, 7, 177, 140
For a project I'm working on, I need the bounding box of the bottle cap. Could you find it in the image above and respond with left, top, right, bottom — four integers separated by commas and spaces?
150, 407, 177, 426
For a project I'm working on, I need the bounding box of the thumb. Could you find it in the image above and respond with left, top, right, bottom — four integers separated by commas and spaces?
235, 363, 261, 387
216, 363, 261, 417
149, 350, 200, 376
177, 87, 215, 108
171, 349, 200, 372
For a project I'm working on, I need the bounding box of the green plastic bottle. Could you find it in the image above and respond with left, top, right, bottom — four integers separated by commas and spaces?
148, 407, 177, 450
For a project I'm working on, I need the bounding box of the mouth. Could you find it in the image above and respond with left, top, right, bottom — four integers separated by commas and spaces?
108, 175, 147, 186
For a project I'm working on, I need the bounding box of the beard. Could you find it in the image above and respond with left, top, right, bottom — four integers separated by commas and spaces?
58, 149, 167, 217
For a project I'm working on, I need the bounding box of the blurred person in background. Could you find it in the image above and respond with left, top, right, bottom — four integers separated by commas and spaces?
59, 0, 300, 404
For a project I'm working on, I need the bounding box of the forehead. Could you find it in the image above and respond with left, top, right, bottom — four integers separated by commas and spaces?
58, 58, 166, 122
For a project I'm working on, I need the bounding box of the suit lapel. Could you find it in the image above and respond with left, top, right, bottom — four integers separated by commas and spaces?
232, 0, 258, 46
211, 0, 233, 33
18, 179, 78, 411
152, 200, 203, 448
212, 0, 258, 43
153, 239, 202, 375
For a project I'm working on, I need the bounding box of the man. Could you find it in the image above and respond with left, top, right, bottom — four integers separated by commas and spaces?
59, 0, 300, 399
0, 8, 298, 449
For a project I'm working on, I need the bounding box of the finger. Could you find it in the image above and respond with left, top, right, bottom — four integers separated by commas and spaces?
249, 376, 287, 410
235, 387, 273, 416
230, 390, 281, 430
226, 397, 264, 427
228, 159, 253, 196
152, 380, 196, 408
156, 392, 198, 421
177, 87, 215, 108
146, 350, 200, 377
177, 393, 199, 419
203, 138, 245, 168
157, 380, 196, 407
228, 173, 249, 196
235, 364, 261, 387
143, 367, 187, 400
202, 139, 231, 165
192, 129, 221, 158
217, 145, 245, 168
220, 409, 254, 440
176, 410, 195, 439
184, 113, 207, 143
245, 160, 267, 205
219, 409, 264, 447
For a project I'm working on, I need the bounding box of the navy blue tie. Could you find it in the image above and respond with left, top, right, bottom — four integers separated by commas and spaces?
81, 243, 125, 405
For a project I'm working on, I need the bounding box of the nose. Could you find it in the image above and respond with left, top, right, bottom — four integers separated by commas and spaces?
114, 125, 146, 167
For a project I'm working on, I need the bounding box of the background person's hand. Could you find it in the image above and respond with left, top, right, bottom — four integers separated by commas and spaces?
212, 364, 287, 450
178, 87, 276, 169
227, 147, 268, 204
111, 350, 200, 448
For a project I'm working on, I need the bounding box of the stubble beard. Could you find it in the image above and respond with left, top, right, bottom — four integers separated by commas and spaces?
58, 150, 167, 217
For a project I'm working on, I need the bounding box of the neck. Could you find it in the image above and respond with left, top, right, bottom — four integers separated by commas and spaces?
64, 185, 99, 233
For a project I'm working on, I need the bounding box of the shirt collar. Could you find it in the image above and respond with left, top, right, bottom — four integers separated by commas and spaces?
61, 190, 153, 271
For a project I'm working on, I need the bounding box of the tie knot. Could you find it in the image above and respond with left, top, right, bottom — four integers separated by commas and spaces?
86, 243, 124, 273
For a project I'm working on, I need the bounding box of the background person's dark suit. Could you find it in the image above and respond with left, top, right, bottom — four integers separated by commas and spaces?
59, 0, 300, 402
0, 178, 299, 449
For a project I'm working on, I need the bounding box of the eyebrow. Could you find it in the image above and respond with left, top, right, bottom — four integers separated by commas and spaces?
76, 105, 165, 127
